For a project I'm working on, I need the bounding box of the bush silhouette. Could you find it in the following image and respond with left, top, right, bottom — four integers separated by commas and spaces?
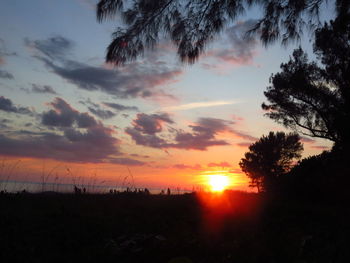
240, 131, 303, 193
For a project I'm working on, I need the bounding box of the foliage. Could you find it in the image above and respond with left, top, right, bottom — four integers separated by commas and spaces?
262, 16, 350, 150
96, 0, 349, 65
281, 148, 350, 200
239, 131, 303, 192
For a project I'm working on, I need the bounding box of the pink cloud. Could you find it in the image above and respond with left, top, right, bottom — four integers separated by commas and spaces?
200, 19, 260, 73
300, 136, 316, 144
311, 145, 330, 150
236, 142, 252, 148
207, 162, 232, 168
172, 163, 202, 170
229, 168, 243, 174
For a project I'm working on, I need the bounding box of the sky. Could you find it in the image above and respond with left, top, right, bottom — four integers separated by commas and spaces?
0, 0, 333, 192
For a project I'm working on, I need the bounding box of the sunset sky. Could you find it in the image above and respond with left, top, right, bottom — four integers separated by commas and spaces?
0, 0, 333, 191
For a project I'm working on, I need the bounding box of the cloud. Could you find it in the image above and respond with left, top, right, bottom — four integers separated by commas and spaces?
0, 124, 120, 163
160, 100, 238, 112
300, 136, 316, 144
24, 36, 73, 61
104, 102, 139, 112
1, 96, 122, 163
167, 118, 233, 150
229, 168, 243, 174
129, 153, 150, 158
82, 100, 141, 120
223, 19, 258, 62
126, 117, 234, 151
125, 127, 168, 148
231, 130, 257, 141
201, 19, 259, 70
299, 136, 329, 150
31, 84, 57, 94
207, 162, 232, 168
236, 142, 252, 147
0, 70, 14, 79
173, 117, 256, 150
22, 84, 57, 94
26, 36, 182, 99
0, 123, 9, 129
0, 38, 17, 65
132, 113, 174, 135
87, 106, 116, 120
172, 163, 202, 170
2, 119, 12, 124
80, 99, 116, 120
108, 157, 145, 166
44, 59, 181, 98
0, 96, 32, 115
0, 119, 12, 129
76, 0, 96, 10
190, 118, 233, 132
42, 97, 97, 128
311, 145, 330, 150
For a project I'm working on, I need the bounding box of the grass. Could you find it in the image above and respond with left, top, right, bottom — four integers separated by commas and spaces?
0, 191, 349, 263
0, 159, 21, 191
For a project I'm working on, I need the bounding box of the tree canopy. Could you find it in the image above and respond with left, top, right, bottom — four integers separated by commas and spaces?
97, 0, 349, 65
262, 15, 350, 150
239, 131, 303, 192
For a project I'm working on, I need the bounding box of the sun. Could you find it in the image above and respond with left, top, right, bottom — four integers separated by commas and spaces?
208, 174, 230, 192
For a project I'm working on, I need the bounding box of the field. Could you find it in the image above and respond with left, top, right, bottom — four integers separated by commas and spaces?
1, 191, 349, 263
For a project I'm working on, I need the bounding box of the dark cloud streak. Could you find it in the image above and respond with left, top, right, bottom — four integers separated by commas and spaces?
126, 117, 234, 151
104, 102, 139, 112
0, 96, 32, 115
0, 70, 14, 79
132, 113, 174, 135
202, 19, 259, 68
24, 36, 73, 61
80, 99, 117, 120
87, 106, 116, 120
0, 125, 119, 163
108, 158, 145, 166
41, 97, 97, 128
31, 84, 57, 94
26, 36, 182, 99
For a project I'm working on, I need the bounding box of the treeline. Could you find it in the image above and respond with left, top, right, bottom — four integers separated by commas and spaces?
240, 13, 350, 201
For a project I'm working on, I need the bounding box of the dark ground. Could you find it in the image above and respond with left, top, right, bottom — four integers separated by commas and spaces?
0, 191, 349, 263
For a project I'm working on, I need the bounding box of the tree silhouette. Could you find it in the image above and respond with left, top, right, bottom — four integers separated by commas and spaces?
239, 131, 303, 193
97, 0, 349, 65
262, 15, 350, 150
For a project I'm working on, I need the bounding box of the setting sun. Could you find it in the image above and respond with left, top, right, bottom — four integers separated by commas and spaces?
208, 174, 230, 192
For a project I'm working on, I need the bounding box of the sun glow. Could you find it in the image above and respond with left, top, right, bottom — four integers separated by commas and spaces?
208, 174, 230, 192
